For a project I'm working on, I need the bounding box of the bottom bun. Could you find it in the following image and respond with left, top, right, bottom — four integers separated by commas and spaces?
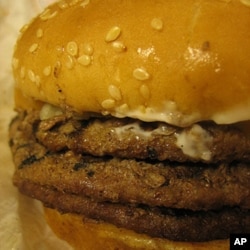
44, 207, 229, 250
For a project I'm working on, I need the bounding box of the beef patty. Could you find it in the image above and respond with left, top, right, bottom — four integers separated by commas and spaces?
9, 110, 250, 241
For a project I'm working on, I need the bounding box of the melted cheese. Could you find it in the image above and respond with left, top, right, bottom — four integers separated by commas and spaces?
175, 124, 213, 161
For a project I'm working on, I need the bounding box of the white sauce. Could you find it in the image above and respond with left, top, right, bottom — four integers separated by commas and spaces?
114, 122, 174, 139
40, 103, 63, 120
114, 123, 152, 138
113, 102, 250, 127
212, 103, 250, 125
175, 124, 213, 161
113, 101, 201, 127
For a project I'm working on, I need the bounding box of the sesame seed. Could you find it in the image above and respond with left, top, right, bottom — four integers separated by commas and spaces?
12, 58, 19, 69
240, 0, 250, 7
36, 29, 43, 38
151, 18, 163, 31
50, 10, 58, 19
65, 55, 75, 69
82, 43, 94, 55
40, 9, 50, 19
105, 26, 121, 42
111, 41, 126, 52
117, 103, 129, 113
43, 66, 52, 76
29, 43, 38, 53
77, 54, 91, 66
40, 9, 58, 21
133, 68, 150, 81
101, 99, 116, 109
140, 84, 150, 99
58, 0, 69, 9
81, 0, 90, 7
20, 24, 29, 33
108, 85, 122, 101
28, 70, 36, 82
66, 41, 78, 56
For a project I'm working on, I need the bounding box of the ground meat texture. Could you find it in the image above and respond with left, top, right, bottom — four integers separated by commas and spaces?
9, 111, 250, 241
11, 150, 250, 211
15, 180, 250, 242
31, 111, 250, 163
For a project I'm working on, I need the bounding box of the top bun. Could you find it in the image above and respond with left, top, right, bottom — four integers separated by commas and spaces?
12, 0, 250, 127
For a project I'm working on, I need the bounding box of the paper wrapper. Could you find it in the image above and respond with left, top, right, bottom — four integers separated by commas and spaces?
0, 1, 72, 249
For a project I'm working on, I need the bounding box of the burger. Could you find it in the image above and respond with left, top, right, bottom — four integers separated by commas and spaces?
9, 0, 250, 249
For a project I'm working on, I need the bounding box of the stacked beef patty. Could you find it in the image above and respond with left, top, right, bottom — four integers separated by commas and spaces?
9, 109, 250, 242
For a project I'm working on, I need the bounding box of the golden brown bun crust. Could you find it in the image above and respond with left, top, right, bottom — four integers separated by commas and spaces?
44, 207, 229, 250
12, 0, 250, 126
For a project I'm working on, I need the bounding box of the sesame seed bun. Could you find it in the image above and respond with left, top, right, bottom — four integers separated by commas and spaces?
12, 0, 250, 127
44, 207, 229, 250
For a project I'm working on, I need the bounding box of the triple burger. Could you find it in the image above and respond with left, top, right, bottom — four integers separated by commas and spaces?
9, 0, 250, 249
